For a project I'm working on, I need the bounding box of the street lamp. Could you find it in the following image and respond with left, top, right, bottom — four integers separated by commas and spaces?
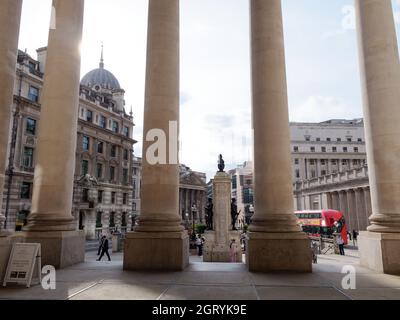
191, 204, 197, 241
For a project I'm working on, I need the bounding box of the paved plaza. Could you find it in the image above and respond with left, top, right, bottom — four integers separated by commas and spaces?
1, 250, 400, 300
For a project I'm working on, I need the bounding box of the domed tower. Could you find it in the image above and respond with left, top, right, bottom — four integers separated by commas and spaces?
80, 45, 125, 113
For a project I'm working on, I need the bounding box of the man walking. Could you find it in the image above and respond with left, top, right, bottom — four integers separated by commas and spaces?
336, 234, 345, 256
97, 235, 111, 261
97, 235, 106, 256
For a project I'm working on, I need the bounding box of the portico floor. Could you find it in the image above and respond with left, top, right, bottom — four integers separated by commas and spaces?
1, 249, 400, 300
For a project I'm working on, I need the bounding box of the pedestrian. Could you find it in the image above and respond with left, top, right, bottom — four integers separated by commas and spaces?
311, 241, 318, 264
336, 234, 345, 256
97, 235, 106, 256
97, 235, 111, 261
229, 239, 238, 263
196, 235, 204, 257
353, 230, 359, 245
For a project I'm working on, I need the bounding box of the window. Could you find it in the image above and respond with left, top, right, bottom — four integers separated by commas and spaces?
133, 202, 137, 212
98, 190, 103, 204
321, 170, 327, 176
133, 168, 137, 175
327, 138, 331, 142
358, 138, 363, 142
354, 147, 359, 153
82, 189, 89, 202
96, 212, 102, 228
109, 212, 115, 228
99, 115, 107, 129
310, 159, 315, 165
96, 163, 103, 179
110, 166, 115, 181
97, 141, 104, 154
28, 86, 39, 103
294, 146, 299, 152
332, 147, 337, 153
82, 160, 89, 175
82, 136, 90, 151
311, 170, 316, 178
123, 126, 130, 138
123, 193, 128, 205
28, 61, 36, 73
305, 136, 311, 142
316, 138, 321, 142
310, 147, 315, 153
124, 149, 129, 161
20, 182, 32, 199
332, 160, 337, 165
111, 145, 117, 158
321, 160, 326, 165
123, 168, 129, 184
321, 147, 326, 153
353, 159, 359, 166
23, 147, 34, 168
295, 169, 300, 179
111, 192, 116, 204
26, 118, 36, 135
347, 138, 352, 142
133, 179, 136, 191
337, 138, 342, 142
342, 160, 348, 166
121, 213, 127, 227
86, 110, 93, 123
294, 159, 299, 165
112, 121, 119, 133
343, 147, 348, 153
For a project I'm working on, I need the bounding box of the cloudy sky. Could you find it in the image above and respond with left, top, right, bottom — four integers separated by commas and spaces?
18, 0, 400, 180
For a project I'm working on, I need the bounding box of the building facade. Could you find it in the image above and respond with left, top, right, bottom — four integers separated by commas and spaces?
291, 119, 367, 181
2, 48, 137, 239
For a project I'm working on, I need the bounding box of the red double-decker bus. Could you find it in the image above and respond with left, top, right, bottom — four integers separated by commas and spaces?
295, 210, 348, 245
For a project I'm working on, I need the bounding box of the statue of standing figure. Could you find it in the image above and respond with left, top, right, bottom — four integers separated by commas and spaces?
205, 198, 214, 230
218, 154, 225, 172
231, 198, 240, 231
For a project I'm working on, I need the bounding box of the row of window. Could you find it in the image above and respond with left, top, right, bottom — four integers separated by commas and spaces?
304, 137, 363, 143
82, 189, 129, 205
82, 136, 130, 161
81, 108, 130, 137
293, 146, 360, 153
81, 160, 129, 184
95, 211, 132, 228
294, 159, 364, 166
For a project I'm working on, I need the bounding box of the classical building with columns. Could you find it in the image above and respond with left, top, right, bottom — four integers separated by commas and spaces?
179, 164, 207, 224
1, 48, 137, 240
291, 119, 367, 181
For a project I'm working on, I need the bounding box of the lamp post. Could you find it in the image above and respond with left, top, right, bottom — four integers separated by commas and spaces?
191, 204, 197, 241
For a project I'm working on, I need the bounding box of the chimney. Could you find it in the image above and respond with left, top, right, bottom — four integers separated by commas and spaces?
36, 47, 48, 74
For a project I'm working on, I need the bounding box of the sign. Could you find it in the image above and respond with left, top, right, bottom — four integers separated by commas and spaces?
3, 243, 41, 288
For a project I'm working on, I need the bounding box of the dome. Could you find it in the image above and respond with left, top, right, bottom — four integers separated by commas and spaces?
81, 46, 121, 90
81, 67, 121, 90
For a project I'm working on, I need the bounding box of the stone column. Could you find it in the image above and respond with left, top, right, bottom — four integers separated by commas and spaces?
124, 0, 188, 271
356, 0, 400, 274
355, 188, 367, 231
0, 0, 23, 233
346, 189, 358, 233
22, 0, 86, 268
247, 0, 311, 272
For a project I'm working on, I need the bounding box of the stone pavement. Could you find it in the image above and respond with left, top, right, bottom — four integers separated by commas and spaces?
1, 250, 400, 300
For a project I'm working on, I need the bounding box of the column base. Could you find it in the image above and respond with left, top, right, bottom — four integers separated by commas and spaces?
203, 231, 241, 262
17, 231, 85, 269
359, 231, 400, 275
247, 232, 312, 272
123, 231, 189, 271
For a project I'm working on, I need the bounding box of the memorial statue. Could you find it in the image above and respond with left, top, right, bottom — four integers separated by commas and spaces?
205, 198, 214, 230
231, 198, 240, 231
218, 154, 225, 172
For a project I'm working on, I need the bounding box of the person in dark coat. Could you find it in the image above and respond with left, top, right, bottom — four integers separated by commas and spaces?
97, 235, 106, 256
97, 236, 111, 261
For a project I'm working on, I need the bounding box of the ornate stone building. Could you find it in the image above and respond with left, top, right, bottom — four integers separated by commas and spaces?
1, 48, 137, 239
179, 164, 207, 224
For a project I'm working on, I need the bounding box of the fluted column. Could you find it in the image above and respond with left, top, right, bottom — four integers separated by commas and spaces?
24, 0, 84, 231
247, 0, 311, 272
356, 0, 400, 232
124, 0, 188, 271
0, 0, 23, 232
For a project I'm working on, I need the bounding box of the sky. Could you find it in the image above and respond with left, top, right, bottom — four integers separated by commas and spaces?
17, 0, 400, 180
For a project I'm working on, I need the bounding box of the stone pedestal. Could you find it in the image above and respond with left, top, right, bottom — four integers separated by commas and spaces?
247, 232, 312, 272
359, 232, 400, 275
203, 172, 241, 262
124, 231, 189, 271
18, 231, 85, 269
